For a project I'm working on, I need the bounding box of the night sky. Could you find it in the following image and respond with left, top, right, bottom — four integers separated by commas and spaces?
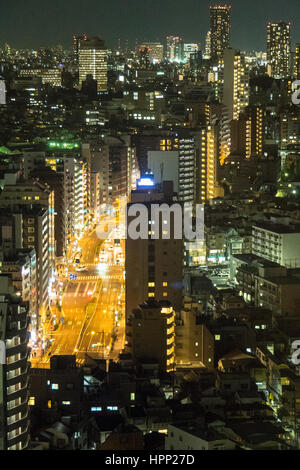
1, 0, 300, 51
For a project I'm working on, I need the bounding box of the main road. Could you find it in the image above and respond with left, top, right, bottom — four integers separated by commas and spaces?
31, 216, 125, 368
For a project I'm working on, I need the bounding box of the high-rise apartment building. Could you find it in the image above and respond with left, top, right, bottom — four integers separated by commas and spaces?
210, 4, 231, 59
0, 276, 30, 450
0, 183, 55, 319
125, 181, 184, 318
230, 106, 263, 158
79, 37, 108, 92
267, 22, 291, 79
19, 68, 62, 87
197, 126, 224, 204
223, 48, 249, 121
1, 248, 38, 341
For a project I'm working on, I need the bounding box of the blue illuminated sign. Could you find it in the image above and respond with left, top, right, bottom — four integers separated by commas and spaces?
137, 177, 154, 187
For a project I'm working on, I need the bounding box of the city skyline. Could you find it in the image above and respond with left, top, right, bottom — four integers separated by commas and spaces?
1, 0, 300, 51
2, 0, 300, 453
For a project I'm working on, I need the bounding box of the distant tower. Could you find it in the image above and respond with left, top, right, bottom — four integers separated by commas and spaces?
267, 21, 291, 78
73, 33, 87, 64
295, 43, 300, 79
210, 4, 231, 59
166, 35, 184, 62
223, 48, 249, 121
204, 31, 212, 59
79, 36, 108, 92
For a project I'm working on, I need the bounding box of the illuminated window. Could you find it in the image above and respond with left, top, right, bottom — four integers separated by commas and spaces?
48, 400, 52, 409
148, 282, 155, 287
163, 292, 168, 297
107, 406, 118, 411
29, 397, 35, 406
130, 393, 135, 401
215, 335, 221, 341
163, 282, 168, 287
148, 293, 155, 298
62, 401, 71, 405
51, 383, 59, 390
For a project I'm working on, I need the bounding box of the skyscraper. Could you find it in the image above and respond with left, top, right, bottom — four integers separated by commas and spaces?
210, 4, 231, 59
166, 35, 184, 62
267, 22, 291, 79
294, 43, 300, 79
79, 37, 108, 92
138, 42, 164, 64
73, 33, 87, 64
223, 48, 249, 121
204, 31, 212, 59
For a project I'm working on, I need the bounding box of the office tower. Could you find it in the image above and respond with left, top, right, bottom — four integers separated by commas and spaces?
223, 48, 249, 121
210, 4, 231, 59
125, 181, 184, 318
267, 22, 291, 79
204, 31, 212, 59
73, 33, 87, 64
0, 276, 30, 450
19, 68, 62, 87
166, 35, 184, 62
183, 44, 199, 62
295, 43, 300, 79
79, 37, 108, 92
230, 106, 263, 158
138, 42, 164, 64
126, 299, 175, 373
137, 46, 151, 69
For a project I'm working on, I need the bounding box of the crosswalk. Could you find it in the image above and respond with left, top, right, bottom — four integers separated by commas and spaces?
71, 275, 99, 281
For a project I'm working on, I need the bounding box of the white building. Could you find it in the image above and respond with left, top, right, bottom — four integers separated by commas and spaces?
252, 221, 300, 267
